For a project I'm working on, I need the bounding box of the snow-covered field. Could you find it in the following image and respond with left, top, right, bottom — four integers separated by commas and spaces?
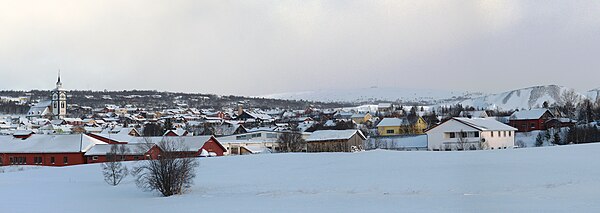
2, 144, 600, 212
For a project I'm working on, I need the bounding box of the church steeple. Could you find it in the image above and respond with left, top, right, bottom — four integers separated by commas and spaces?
51, 70, 67, 119
55, 70, 63, 90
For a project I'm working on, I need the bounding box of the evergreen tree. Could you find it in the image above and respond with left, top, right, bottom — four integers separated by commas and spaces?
553, 130, 562, 145
535, 132, 544, 147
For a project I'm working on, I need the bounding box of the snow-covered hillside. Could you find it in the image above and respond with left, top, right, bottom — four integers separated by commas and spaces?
448, 85, 579, 110
586, 88, 600, 102
262, 87, 466, 103
3, 144, 600, 212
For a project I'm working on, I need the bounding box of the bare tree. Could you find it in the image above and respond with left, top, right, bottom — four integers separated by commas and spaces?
456, 130, 467, 151
277, 131, 306, 152
560, 89, 581, 119
132, 138, 199, 197
102, 144, 130, 186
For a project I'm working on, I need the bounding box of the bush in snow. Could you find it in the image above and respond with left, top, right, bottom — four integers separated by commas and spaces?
535, 132, 545, 147
515, 140, 526, 148
102, 144, 129, 186
132, 138, 199, 197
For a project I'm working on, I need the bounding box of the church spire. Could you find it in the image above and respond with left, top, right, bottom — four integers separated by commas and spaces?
55, 69, 63, 91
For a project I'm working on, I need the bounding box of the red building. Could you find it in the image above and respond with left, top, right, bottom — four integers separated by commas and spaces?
509, 109, 554, 132
1, 133, 227, 167
0, 134, 105, 167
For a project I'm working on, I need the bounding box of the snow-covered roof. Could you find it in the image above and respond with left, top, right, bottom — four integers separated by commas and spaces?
13, 130, 34, 136
452, 118, 517, 131
376, 118, 406, 127
164, 128, 189, 136
126, 136, 218, 152
0, 134, 107, 153
242, 145, 272, 154
510, 109, 552, 120
84, 144, 154, 156
306, 130, 366, 142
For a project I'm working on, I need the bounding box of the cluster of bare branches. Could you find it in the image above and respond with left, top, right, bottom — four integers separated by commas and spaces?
102, 144, 130, 186
132, 138, 199, 197
277, 131, 306, 152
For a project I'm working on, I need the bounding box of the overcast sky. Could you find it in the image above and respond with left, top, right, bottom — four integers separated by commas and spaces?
1, 0, 600, 96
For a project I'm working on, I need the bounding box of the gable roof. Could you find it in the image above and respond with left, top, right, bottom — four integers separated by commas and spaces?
127, 136, 226, 152
376, 118, 405, 127
0, 134, 106, 153
306, 129, 366, 142
510, 109, 553, 120
452, 118, 517, 131
84, 144, 157, 156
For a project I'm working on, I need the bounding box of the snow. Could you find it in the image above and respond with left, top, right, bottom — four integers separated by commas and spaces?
2, 144, 600, 212
261, 87, 464, 103
0, 134, 106, 153
84, 144, 152, 156
447, 85, 577, 110
368, 135, 428, 149
452, 117, 517, 131
510, 109, 550, 120
376, 117, 405, 127
306, 130, 365, 142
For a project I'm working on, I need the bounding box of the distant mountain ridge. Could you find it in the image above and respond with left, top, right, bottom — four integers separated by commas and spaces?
263, 85, 600, 111
262, 87, 469, 104
449, 85, 567, 110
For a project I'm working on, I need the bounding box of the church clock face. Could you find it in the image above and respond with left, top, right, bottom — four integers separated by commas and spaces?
60, 94, 66, 99
53, 94, 58, 100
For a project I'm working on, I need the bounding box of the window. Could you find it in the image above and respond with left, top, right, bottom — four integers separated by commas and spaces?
461, 132, 468, 138
92, 156, 98, 161
63, 156, 68, 164
0, 156, 2, 165
11, 157, 26, 165
34, 157, 43, 165
491, 131, 494, 137
50, 157, 55, 164
134, 156, 139, 160
474, 132, 479, 137
530, 123, 536, 129
497, 131, 501, 137
509, 131, 512, 137
386, 129, 394, 134
61, 102, 65, 108
449, 132, 456, 138
503, 131, 507, 137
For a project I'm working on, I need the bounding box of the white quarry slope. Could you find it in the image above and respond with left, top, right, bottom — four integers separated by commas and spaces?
262, 87, 464, 103
450, 85, 582, 110
2, 144, 600, 212
586, 88, 600, 102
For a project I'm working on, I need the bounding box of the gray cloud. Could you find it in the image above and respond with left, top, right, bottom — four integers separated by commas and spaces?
1, 0, 599, 96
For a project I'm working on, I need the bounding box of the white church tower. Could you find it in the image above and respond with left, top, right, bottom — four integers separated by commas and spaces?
51, 71, 67, 119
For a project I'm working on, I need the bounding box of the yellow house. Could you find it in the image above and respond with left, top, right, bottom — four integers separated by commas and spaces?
351, 112, 373, 124
377, 116, 427, 136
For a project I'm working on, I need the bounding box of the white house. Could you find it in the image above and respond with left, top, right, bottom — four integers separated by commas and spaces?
426, 118, 517, 151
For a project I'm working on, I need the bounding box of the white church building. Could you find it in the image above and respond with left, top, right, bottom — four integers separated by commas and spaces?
27, 73, 67, 119
426, 117, 517, 151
